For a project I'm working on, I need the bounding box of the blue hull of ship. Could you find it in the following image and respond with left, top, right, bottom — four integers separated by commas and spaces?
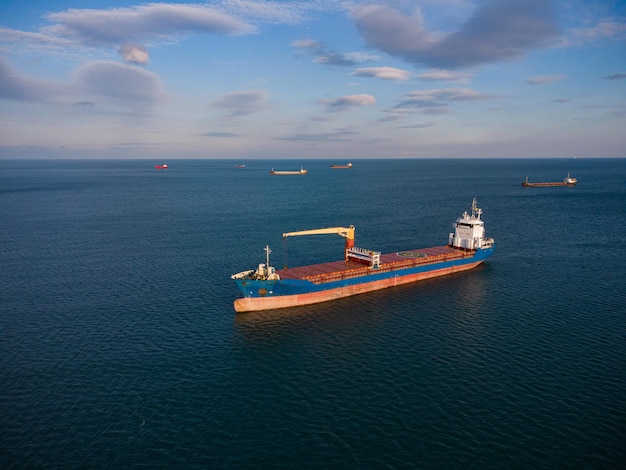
233, 245, 495, 299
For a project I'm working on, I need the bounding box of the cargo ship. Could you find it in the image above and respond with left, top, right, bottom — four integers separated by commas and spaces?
269, 167, 308, 175
522, 173, 577, 187
330, 162, 352, 169
231, 199, 495, 312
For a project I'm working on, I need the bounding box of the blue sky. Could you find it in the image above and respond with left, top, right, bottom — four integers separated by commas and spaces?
0, 0, 624, 159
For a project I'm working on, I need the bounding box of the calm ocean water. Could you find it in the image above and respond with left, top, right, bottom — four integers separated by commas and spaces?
1, 158, 625, 468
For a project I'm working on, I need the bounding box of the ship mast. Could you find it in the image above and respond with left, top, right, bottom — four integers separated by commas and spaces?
471, 197, 482, 220
264, 245, 272, 268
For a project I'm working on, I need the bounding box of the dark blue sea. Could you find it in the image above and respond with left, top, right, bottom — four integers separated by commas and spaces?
1, 158, 625, 468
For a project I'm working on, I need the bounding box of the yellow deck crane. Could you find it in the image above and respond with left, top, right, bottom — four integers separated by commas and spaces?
282, 225, 356, 266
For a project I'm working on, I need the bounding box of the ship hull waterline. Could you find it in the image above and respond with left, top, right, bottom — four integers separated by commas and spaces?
522, 182, 575, 187
233, 255, 486, 313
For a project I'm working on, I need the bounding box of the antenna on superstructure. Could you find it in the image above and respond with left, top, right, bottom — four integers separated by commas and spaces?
471, 198, 482, 219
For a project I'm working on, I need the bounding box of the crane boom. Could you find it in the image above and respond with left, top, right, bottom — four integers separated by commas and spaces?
282, 225, 355, 241
282, 225, 356, 263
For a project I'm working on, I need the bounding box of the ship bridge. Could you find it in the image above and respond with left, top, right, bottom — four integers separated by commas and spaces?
449, 198, 491, 250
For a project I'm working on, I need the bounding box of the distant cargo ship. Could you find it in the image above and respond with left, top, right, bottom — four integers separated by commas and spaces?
522, 173, 577, 187
269, 167, 308, 175
331, 162, 352, 169
155, 164, 168, 169
231, 199, 495, 312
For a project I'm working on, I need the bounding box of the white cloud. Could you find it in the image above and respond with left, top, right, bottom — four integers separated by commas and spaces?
37, 1, 348, 49
290, 38, 321, 49
75, 61, 165, 107
118, 44, 150, 64
0, 57, 164, 110
44, 3, 254, 47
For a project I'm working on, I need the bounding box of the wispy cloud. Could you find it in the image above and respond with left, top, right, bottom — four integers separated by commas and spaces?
378, 108, 415, 122
526, 74, 567, 85
0, 57, 69, 102
417, 69, 473, 82
320, 94, 376, 112
292, 37, 378, 67
2, 2, 345, 56
394, 88, 491, 114
396, 122, 436, 129
0, 26, 84, 60
568, 18, 626, 44
212, 90, 270, 117
218, 0, 308, 24
279, 130, 358, 142
351, 67, 411, 81
601, 73, 626, 80
405, 88, 490, 102
73, 101, 95, 107
351, 0, 560, 69
218, 0, 347, 25
202, 131, 239, 137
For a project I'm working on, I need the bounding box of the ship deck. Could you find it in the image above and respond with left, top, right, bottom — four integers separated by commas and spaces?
277, 246, 473, 285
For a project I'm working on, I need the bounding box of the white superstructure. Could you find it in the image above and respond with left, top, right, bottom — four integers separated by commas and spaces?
449, 198, 494, 250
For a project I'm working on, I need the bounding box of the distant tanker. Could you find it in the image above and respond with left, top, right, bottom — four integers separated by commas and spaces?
330, 162, 352, 169
522, 173, 577, 187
